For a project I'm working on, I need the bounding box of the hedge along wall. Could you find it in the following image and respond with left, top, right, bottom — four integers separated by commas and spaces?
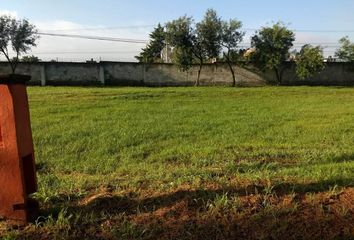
0, 61, 353, 86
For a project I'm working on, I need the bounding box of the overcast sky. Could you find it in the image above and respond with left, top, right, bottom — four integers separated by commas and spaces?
1, 0, 354, 62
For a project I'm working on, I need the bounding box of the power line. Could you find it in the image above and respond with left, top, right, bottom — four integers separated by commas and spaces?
39, 25, 354, 33
39, 24, 156, 32
38, 32, 148, 44
39, 32, 342, 47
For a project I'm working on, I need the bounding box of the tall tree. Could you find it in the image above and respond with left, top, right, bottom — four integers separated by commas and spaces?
165, 15, 195, 68
196, 9, 222, 60
191, 27, 207, 86
135, 23, 165, 63
195, 9, 223, 85
166, 16, 204, 85
221, 19, 245, 87
295, 44, 325, 80
335, 36, 354, 62
166, 9, 223, 86
0, 15, 39, 73
251, 22, 295, 84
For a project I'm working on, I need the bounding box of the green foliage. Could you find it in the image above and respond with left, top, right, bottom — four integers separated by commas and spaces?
221, 19, 243, 52
295, 44, 325, 80
0, 16, 12, 55
0, 15, 39, 73
251, 22, 295, 84
21, 55, 41, 62
166, 9, 224, 85
196, 9, 222, 59
135, 24, 165, 63
335, 36, 354, 62
165, 15, 196, 72
221, 19, 245, 86
220, 49, 248, 62
171, 46, 194, 71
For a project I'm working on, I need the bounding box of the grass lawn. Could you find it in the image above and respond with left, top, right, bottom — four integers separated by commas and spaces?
1, 86, 354, 239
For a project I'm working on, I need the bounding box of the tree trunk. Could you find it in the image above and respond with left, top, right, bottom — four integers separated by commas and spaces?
196, 60, 203, 86
1, 49, 16, 74
224, 51, 237, 87
10, 62, 16, 74
274, 68, 281, 85
227, 60, 236, 87
12, 54, 19, 74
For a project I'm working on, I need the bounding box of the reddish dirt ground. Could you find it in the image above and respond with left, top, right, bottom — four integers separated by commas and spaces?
1, 187, 353, 239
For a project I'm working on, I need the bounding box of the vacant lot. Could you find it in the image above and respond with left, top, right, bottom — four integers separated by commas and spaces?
1, 86, 354, 239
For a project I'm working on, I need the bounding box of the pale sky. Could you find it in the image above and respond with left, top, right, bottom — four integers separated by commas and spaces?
1, 0, 354, 62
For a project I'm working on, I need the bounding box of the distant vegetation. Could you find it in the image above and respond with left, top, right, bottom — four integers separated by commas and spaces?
137, 9, 354, 86
21, 55, 41, 63
295, 45, 325, 80
335, 36, 354, 62
250, 22, 295, 84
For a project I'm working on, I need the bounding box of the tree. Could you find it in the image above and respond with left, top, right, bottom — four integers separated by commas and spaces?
171, 46, 194, 72
196, 9, 222, 61
335, 36, 354, 62
135, 23, 166, 63
251, 22, 295, 84
166, 16, 202, 85
194, 9, 223, 85
221, 19, 245, 87
295, 44, 325, 80
166, 9, 223, 86
0, 15, 39, 73
21, 55, 40, 62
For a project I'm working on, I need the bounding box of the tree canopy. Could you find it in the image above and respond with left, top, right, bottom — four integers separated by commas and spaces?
251, 22, 295, 84
165, 9, 225, 86
165, 16, 195, 72
0, 15, 39, 73
335, 36, 354, 62
21, 55, 41, 63
136, 13, 336, 86
135, 23, 165, 63
196, 9, 222, 60
295, 44, 325, 80
221, 19, 244, 86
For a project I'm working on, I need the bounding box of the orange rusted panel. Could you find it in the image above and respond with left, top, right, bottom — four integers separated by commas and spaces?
0, 75, 38, 223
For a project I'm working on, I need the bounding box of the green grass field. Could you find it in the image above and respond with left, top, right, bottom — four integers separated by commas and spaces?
2, 86, 354, 239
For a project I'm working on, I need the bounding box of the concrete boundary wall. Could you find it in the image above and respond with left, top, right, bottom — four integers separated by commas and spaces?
0, 61, 353, 86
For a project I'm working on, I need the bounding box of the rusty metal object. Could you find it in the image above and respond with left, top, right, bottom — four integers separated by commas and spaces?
0, 74, 38, 223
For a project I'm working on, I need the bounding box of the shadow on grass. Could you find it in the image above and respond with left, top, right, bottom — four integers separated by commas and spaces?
71, 177, 353, 215
10, 177, 354, 240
